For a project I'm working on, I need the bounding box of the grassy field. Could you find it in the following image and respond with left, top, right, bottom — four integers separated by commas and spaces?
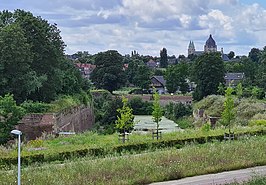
229, 176, 266, 185
0, 135, 265, 185
0, 126, 265, 158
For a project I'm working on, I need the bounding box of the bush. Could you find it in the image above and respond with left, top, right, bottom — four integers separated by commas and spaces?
27, 139, 44, 148
21, 101, 52, 113
176, 117, 194, 129
165, 102, 192, 120
128, 97, 153, 115
249, 120, 266, 127
193, 95, 225, 117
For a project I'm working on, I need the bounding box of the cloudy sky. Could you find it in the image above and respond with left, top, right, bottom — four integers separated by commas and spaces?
2, 0, 266, 56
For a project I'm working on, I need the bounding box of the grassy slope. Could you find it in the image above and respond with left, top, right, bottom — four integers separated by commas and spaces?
0, 135, 265, 185
1, 126, 264, 158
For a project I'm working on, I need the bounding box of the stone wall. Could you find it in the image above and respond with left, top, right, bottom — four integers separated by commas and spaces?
17, 105, 94, 140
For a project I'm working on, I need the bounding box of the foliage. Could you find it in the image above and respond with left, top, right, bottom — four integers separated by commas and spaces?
1, 134, 266, 184
176, 117, 194, 129
164, 102, 192, 121
128, 97, 153, 115
27, 139, 44, 148
0, 94, 25, 144
160, 47, 168, 68
236, 83, 243, 99
132, 65, 151, 89
152, 91, 163, 137
165, 63, 189, 94
221, 87, 235, 132
201, 123, 211, 132
193, 95, 225, 117
0, 10, 88, 103
90, 50, 126, 93
249, 120, 266, 127
115, 96, 135, 134
91, 90, 123, 134
48, 95, 81, 113
21, 101, 52, 113
192, 53, 225, 101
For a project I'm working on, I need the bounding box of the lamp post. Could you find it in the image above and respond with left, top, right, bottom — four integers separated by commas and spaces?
11, 130, 22, 185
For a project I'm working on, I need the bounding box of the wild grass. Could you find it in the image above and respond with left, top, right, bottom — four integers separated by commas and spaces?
228, 175, 266, 185
0, 135, 265, 185
0, 126, 265, 158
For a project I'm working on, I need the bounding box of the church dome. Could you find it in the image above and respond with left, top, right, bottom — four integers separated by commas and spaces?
205, 34, 216, 47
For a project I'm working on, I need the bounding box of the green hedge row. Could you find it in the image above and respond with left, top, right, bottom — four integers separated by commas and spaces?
1, 128, 265, 168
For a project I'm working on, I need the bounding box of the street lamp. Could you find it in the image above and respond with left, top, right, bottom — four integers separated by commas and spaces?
11, 130, 22, 185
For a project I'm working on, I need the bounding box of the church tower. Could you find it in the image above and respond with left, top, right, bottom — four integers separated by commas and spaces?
188, 41, 195, 56
204, 34, 217, 53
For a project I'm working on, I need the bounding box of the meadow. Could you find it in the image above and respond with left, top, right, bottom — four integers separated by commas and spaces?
0, 135, 265, 185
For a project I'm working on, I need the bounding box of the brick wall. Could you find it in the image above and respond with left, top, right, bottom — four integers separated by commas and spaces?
17, 105, 94, 140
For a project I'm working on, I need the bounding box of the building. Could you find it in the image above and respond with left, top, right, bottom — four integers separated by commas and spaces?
188, 34, 218, 56
75, 63, 96, 79
224, 73, 244, 86
150, 76, 166, 94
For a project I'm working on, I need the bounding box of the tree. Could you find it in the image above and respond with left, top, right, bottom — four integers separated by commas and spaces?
192, 53, 225, 101
160, 48, 168, 68
221, 87, 235, 134
115, 96, 135, 143
0, 23, 46, 103
227, 51, 235, 59
248, 48, 261, 63
133, 65, 151, 90
165, 63, 189, 94
90, 50, 126, 93
236, 83, 243, 99
152, 90, 163, 140
0, 94, 25, 144
0, 10, 86, 103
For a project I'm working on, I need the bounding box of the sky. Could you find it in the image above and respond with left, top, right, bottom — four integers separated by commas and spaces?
2, 0, 266, 57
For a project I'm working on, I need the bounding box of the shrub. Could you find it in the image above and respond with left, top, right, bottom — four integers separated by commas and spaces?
193, 95, 225, 117
165, 102, 192, 120
27, 139, 44, 148
201, 123, 211, 132
128, 97, 153, 115
21, 101, 52, 113
176, 117, 194, 129
249, 120, 266, 127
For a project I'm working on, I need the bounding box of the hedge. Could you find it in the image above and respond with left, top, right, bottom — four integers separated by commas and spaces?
1, 128, 265, 168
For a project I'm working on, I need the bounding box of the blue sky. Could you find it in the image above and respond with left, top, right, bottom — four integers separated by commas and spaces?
1, 0, 266, 56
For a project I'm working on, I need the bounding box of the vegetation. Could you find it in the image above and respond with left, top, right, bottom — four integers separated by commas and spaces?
115, 96, 135, 142
0, 135, 265, 185
152, 91, 163, 139
128, 96, 153, 115
0, 94, 25, 144
90, 50, 126, 93
192, 52, 225, 101
221, 87, 235, 133
0, 10, 88, 103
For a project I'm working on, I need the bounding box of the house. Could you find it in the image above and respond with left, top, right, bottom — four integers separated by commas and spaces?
224, 73, 244, 86
146, 59, 158, 69
75, 63, 96, 79
150, 76, 166, 94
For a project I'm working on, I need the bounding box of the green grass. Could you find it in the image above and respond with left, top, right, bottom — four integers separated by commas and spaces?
0, 135, 265, 185
1, 126, 265, 159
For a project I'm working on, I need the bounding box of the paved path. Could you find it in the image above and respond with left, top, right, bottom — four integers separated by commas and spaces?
150, 166, 266, 185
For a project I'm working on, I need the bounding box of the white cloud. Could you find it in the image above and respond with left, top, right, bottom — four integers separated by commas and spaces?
1, 0, 266, 56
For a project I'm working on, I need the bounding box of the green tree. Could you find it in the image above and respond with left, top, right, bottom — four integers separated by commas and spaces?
192, 53, 225, 101
160, 48, 168, 68
227, 51, 235, 59
236, 83, 243, 99
0, 10, 85, 103
248, 48, 261, 63
133, 65, 151, 90
91, 50, 126, 93
0, 94, 25, 144
115, 96, 135, 143
221, 87, 235, 133
165, 63, 189, 94
152, 90, 163, 140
